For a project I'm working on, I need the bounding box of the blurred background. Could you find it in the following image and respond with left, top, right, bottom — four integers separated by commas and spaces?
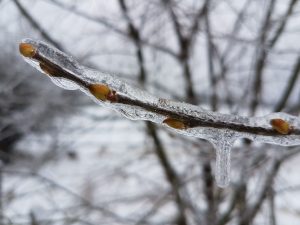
0, 0, 300, 224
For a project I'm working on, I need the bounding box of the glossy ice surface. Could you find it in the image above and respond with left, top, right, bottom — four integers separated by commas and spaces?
20, 38, 300, 187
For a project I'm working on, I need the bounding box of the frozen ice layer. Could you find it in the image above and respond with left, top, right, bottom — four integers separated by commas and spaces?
19, 38, 300, 187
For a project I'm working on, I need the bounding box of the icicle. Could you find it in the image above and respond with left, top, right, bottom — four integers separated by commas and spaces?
215, 146, 231, 187
211, 131, 235, 187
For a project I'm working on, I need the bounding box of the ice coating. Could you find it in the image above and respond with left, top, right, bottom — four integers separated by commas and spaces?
21, 38, 81, 90
19, 39, 300, 187
211, 130, 236, 187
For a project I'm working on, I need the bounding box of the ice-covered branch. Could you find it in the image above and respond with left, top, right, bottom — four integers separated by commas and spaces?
19, 39, 300, 187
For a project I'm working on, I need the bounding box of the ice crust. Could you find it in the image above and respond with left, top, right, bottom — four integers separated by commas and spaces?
20, 39, 300, 187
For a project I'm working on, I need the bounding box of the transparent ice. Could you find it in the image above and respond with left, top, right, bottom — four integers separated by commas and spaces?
20, 39, 300, 187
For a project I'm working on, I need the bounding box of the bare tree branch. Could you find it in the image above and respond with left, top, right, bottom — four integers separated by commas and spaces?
147, 122, 188, 225
19, 40, 300, 140
118, 1, 188, 224
0, 162, 3, 225
204, 2, 218, 111
268, 188, 277, 225
250, 0, 276, 115
202, 161, 216, 225
269, 0, 299, 48
274, 54, 300, 112
46, 0, 178, 58
161, 0, 208, 103
238, 149, 300, 225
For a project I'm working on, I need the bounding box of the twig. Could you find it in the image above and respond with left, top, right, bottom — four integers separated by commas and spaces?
46, 0, 178, 58
118, 1, 188, 223
0, 161, 3, 225
268, 188, 277, 225
250, 0, 277, 115
238, 149, 300, 225
161, 0, 202, 103
24, 47, 300, 137
204, 2, 218, 111
241, 147, 300, 224
118, 0, 146, 84
269, 0, 299, 48
274, 54, 300, 112
202, 161, 216, 224
146, 122, 188, 225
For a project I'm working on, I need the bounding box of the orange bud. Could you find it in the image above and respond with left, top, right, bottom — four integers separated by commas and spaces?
19, 43, 36, 58
88, 84, 111, 101
163, 118, 187, 130
270, 118, 290, 134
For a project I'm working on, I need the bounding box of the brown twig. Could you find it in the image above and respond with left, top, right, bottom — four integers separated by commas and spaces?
274, 54, 300, 112
238, 148, 300, 225
204, 2, 218, 111
250, 0, 277, 115
146, 123, 188, 225
118, 1, 188, 224
30, 50, 300, 136
46, 0, 178, 58
161, 0, 208, 103
269, 0, 299, 48
202, 161, 216, 225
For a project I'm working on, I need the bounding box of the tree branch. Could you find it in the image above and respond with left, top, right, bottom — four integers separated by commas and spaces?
204, 3, 218, 111
19, 39, 300, 152
162, 0, 202, 103
250, 0, 277, 115
269, 0, 299, 48
147, 122, 188, 225
239, 157, 281, 225
118, 1, 188, 223
202, 161, 216, 224
46, 0, 178, 58
274, 54, 300, 112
